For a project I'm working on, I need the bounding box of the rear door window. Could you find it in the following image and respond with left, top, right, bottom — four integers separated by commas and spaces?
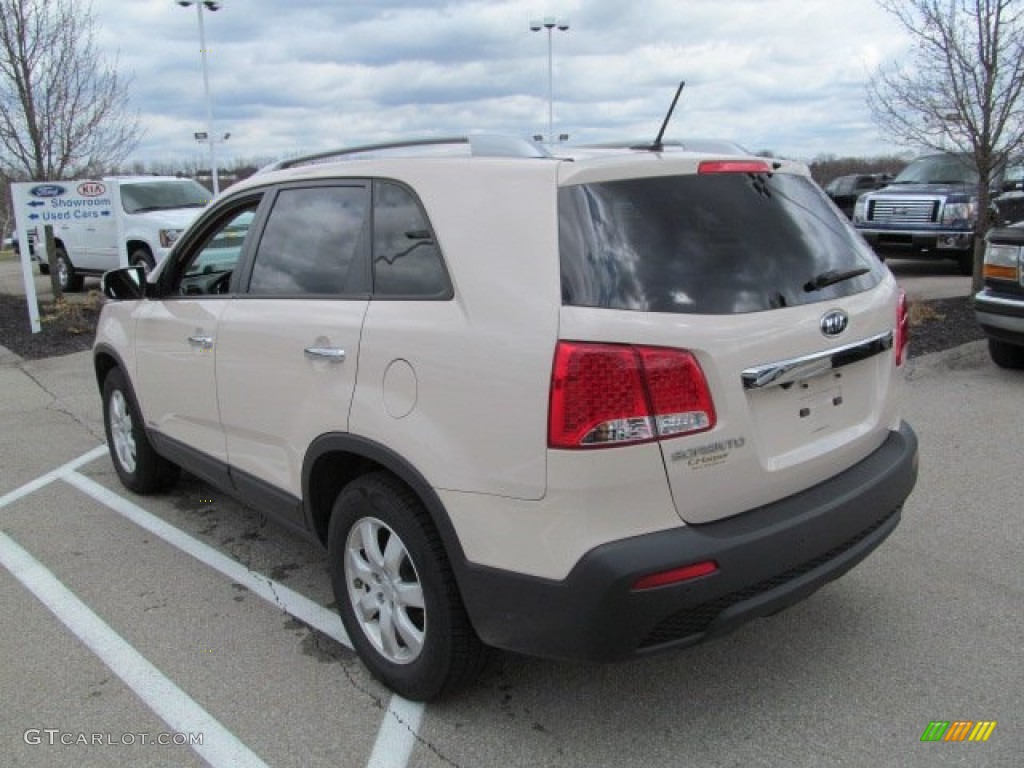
559, 172, 883, 314
372, 181, 451, 298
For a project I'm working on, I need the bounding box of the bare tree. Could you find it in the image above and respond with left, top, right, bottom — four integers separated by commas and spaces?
0, 0, 141, 181
868, 0, 1024, 288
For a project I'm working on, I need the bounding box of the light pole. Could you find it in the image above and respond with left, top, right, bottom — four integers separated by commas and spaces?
194, 132, 230, 190
529, 16, 569, 144
177, 1, 223, 194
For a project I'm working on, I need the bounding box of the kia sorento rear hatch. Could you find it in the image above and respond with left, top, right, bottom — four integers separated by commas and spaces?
556, 159, 905, 524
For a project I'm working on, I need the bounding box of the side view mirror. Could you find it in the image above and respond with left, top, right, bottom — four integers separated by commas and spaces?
102, 265, 147, 301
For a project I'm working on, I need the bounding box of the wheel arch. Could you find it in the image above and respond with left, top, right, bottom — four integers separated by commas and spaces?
127, 239, 153, 256
93, 344, 132, 397
303, 434, 470, 573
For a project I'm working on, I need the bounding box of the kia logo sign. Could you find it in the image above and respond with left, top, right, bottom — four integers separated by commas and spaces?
820, 310, 849, 337
29, 184, 66, 198
77, 181, 106, 197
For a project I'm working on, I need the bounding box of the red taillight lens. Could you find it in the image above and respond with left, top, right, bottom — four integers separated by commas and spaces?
638, 347, 716, 438
632, 560, 719, 590
548, 342, 716, 449
895, 289, 909, 366
698, 160, 771, 175
549, 343, 654, 448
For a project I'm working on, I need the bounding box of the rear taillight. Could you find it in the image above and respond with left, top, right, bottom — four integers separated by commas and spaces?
895, 289, 909, 366
548, 342, 716, 449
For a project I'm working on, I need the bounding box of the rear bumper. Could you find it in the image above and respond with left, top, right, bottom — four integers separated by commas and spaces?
975, 289, 1024, 346
459, 422, 918, 662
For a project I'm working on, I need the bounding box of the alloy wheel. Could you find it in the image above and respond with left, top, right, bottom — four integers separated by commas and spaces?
108, 389, 137, 474
344, 517, 426, 664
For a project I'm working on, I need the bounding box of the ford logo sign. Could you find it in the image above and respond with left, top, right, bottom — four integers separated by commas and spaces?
29, 184, 66, 198
820, 309, 848, 337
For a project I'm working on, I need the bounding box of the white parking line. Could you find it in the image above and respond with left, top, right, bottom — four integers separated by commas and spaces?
0, 530, 269, 768
64, 466, 426, 768
5, 447, 425, 768
367, 696, 425, 768
64, 471, 350, 645
0, 445, 107, 510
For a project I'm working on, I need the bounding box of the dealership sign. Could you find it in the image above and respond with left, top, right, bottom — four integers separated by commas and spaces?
15, 180, 115, 225
10, 179, 127, 334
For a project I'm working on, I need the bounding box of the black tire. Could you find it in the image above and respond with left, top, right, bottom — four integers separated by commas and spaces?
988, 339, 1024, 369
328, 472, 487, 701
130, 247, 155, 272
102, 368, 180, 494
54, 246, 83, 292
955, 251, 974, 276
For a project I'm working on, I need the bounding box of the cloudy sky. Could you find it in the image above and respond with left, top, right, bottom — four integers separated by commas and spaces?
90, 0, 915, 168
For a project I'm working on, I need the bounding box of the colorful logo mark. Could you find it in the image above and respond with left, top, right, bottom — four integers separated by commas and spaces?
77, 181, 106, 197
920, 721, 996, 742
28, 184, 66, 198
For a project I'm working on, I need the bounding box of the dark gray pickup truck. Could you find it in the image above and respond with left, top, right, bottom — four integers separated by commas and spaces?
854, 153, 1024, 274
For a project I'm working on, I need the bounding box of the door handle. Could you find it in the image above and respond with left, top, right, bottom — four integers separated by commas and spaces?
304, 346, 346, 363
188, 335, 214, 350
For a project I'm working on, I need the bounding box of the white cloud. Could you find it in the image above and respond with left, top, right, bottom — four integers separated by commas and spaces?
90, 0, 914, 166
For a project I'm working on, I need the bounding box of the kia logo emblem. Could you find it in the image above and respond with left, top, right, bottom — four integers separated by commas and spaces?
820, 310, 848, 337
77, 181, 106, 197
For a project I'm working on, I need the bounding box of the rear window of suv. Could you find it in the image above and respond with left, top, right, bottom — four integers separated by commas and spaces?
559, 172, 884, 314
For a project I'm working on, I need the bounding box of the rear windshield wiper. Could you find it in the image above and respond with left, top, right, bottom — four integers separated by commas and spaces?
803, 267, 870, 293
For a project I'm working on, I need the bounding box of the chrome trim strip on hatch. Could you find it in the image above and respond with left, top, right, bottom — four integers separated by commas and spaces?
741, 331, 894, 390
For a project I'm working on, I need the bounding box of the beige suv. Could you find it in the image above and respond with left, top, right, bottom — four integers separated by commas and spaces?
94, 136, 919, 700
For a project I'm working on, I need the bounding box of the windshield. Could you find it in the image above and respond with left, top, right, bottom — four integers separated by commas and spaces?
559, 172, 883, 315
121, 179, 212, 214
892, 155, 978, 185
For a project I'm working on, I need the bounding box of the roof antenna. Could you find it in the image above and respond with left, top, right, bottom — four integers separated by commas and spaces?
634, 81, 685, 152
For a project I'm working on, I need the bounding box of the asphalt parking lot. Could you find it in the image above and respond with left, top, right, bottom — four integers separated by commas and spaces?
1, 262, 1021, 767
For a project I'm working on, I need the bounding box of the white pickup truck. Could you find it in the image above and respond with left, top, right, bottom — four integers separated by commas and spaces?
30, 176, 211, 292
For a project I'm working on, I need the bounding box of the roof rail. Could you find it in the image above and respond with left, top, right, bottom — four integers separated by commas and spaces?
258, 134, 551, 173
